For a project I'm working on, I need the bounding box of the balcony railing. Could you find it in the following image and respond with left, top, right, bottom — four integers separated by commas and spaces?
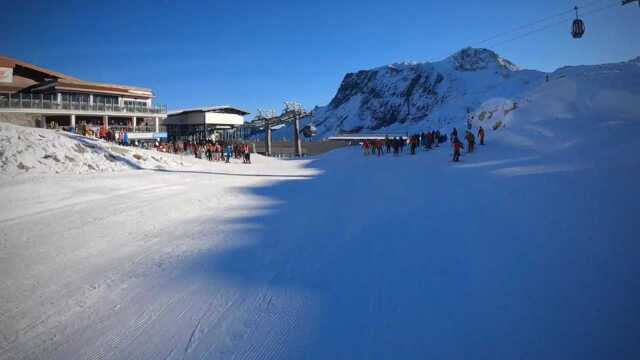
0, 94, 167, 115
103, 126, 167, 133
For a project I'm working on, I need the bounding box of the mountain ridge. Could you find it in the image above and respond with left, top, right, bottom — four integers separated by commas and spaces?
269, 48, 639, 139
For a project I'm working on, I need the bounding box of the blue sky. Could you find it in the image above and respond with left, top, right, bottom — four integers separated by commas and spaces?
2, 0, 639, 117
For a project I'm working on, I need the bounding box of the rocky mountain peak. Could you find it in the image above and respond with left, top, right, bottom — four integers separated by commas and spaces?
448, 47, 519, 72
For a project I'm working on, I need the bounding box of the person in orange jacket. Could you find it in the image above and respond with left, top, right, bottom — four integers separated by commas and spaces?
465, 131, 475, 153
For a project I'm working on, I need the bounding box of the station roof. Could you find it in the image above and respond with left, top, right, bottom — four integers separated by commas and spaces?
0, 55, 79, 81
0, 55, 153, 98
168, 106, 250, 116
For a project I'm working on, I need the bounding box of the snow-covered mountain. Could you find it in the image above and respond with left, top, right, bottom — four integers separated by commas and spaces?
271, 48, 639, 139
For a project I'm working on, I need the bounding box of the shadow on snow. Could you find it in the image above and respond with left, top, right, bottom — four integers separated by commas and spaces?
165, 147, 640, 359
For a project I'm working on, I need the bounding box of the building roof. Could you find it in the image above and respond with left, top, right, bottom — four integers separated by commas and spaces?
29, 78, 154, 98
0, 55, 153, 97
168, 106, 250, 116
0, 55, 79, 81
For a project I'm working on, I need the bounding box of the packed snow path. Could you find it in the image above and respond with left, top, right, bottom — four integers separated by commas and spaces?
1, 134, 640, 359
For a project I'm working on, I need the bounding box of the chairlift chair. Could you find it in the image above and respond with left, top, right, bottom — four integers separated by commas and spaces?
301, 124, 317, 138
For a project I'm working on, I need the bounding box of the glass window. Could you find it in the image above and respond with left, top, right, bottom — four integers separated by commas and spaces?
124, 99, 148, 107
94, 95, 119, 104
61, 92, 90, 103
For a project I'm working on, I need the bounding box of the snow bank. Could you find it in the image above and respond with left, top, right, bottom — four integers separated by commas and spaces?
0, 122, 321, 180
490, 60, 640, 168
0, 123, 189, 177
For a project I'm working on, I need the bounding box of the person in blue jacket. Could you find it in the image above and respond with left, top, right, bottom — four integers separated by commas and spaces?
225, 143, 233, 163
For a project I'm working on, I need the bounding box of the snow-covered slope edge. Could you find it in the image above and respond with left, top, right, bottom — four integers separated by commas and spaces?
490, 56, 640, 169
0, 123, 188, 176
0, 122, 321, 179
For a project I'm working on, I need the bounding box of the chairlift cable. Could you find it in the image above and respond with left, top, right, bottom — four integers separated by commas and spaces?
485, 1, 620, 49
428, 0, 618, 62
472, 0, 612, 46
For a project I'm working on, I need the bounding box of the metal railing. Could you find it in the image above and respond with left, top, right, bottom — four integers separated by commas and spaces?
0, 94, 167, 115
130, 126, 167, 133
74, 125, 167, 133
329, 132, 409, 140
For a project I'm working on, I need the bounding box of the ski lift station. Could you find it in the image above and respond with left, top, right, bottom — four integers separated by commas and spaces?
0, 55, 168, 139
164, 106, 250, 142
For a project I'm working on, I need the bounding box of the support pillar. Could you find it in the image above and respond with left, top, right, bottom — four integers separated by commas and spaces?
293, 114, 302, 157
70, 114, 76, 128
132, 116, 137, 132
154, 117, 159, 133
265, 121, 272, 156
103, 115, 109, 129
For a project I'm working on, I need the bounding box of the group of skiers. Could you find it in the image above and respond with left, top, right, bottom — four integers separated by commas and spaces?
450, 126, 486, 162
363, 137, 402, 156
362, 132, 446, 157
194, 141, 252, 164
361, 126, 487, 162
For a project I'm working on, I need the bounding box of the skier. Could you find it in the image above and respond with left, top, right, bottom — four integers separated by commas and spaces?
206, 143, 213, 161
362, 140, 370, 156
410, 135, 417, 155
451, 128, 458, 141
376, 139, 383, 156
465, 131, 475, 153
478, 127, 485, 145
243, 144, 251, 164
392, 137, 400, 156
225, 143, 232, 163
385, 135, 391, 154
452, 136, 464, 162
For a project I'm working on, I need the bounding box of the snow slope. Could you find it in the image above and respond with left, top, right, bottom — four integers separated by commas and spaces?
1, 53, 640, 359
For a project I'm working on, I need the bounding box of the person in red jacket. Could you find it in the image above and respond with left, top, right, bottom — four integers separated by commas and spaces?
478, 127, 485, 145
452, 135, 464, 162
426, 132, 433, 149
362, 140, 370, 156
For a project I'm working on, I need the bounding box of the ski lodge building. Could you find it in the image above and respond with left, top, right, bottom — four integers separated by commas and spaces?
0, 55, 167, 139
164, 106, 250, 142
